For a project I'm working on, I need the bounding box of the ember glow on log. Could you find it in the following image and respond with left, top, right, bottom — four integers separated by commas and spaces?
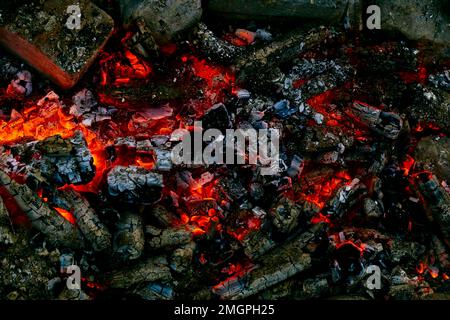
1, 0, 450, 303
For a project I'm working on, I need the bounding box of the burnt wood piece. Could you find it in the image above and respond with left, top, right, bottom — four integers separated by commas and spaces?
0, 170, 84, 249
145, 225, 192, 250
414, 174, 450, 247
113, 211, 145, 261
0, 0, 114, 89
105, 256, 172, 289
107, 165, 163, 205
345, 101, 403, 140
54, 189, 111, 252
234, 27, 341, 90
212, 223, 326, 299
192, 23, 245, 65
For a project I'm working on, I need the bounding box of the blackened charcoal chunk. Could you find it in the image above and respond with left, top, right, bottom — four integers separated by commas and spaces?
201, 103, 232, 131
269, 198, 302, 235
113, 212, 144, 261
389, 239, 426, 265
218, 176, 247, 202
28, 130, 95, 186
107, 166, 163, 204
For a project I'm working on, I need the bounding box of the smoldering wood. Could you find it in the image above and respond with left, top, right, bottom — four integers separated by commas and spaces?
150, 204, 179, 228
99, 83, 196, 108
324, 179, 368, 218
345, 102, 403, 140
113, 211, 145, 261
257, 274, 332, 299
145, 225, 192, 250
234, 27, 341, 90
0, 170, 84, 249
213, 223, 325, 299
414, 174, 450, 247
0, 196, 15, 245
277, 59, 352, 104
105, 256, 172, 289
107, 165, 163, 204
12, 130, 96, 187
192, 23, 244, 65
169, 241, 196, 273
269, 197, 302, 235
53, 189, 111, 252
241, 227, 276, 259
132, 282, 174, 300
299, 126, 354, 154
432, 236, 450, 270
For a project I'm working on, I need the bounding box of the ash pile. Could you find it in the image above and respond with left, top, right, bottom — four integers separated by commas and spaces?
0, 0, 450, 301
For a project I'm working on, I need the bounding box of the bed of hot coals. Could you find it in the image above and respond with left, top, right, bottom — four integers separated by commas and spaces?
1, 1, 450, 301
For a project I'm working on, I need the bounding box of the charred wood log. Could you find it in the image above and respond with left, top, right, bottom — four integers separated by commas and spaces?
0, 170, 84, 249
345, 102, 403, 140
0, 196, 14, 245
113, 212, 145, 261
258, 274, 332, 299
12, 130, 96, 187
212, 223, 326, 299
53, 189, 111, 252
413, 173, 450, 247
145, 225, 192, 250
324, 178, 368, 218
234, 27, 341, 90
107, 165, 163, 205
150, 204, 179, 228
105, 256, 172, 289
169, 241, 196, 273
269, 197, 302, 235
192, 23, 244, 65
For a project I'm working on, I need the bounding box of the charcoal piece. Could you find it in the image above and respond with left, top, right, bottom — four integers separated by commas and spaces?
0, 170, 84, 249
107, 166, 163, 205
57, 287, 90, 300
234, 27, 341, 90
8, 70, 32, 96
119, 0, 202, 43
124, 17, 159, 59
432, 236, 450, 270
69, 89, 97, 117
408, 86, 450, 133
278, 59, 351, 104
345, 101, 403, 140
269, 197, 302, 235
0, 196, 14, 246
0, 0, 114, 89
241, 228, 275, 259
324, 178, 368, 218
113, 212, 144, 261
389, 239, 426, 265
218, 177, 247, 202
0, 54, 20, 82
152, 148, 173, 172
414, 174, 450, 246
145, 225, 192, 250
54, 189, 111, 252
363, 198, 383, 220
169, 241, 196, 273
213, 224, 325, 299
150, 204, 179, 228
132, 282, 174, 300
414, 136, 450, 182
299, 126, 354, 154
192, 23, 244, 65
19, 130, 96, 187
105, 256, 172, 289
201, 103, 232, 131
258, 274, 331, 299
207, 0, 348, 21
99, 83, 193, 108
